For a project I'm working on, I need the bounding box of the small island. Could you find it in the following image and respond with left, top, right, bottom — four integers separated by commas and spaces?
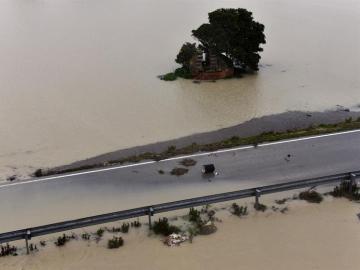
161, 8, 266, 81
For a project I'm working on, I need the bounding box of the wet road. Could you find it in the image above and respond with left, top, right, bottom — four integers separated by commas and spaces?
1, 130, 360, 231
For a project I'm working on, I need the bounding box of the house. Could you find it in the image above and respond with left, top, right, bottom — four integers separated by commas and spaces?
189, 49, 234, 80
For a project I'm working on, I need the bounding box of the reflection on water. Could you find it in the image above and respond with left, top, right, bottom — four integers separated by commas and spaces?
0, 0, 359, 178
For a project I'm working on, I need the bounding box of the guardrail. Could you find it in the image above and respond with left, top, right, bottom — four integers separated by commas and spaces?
0, 170, 358, 254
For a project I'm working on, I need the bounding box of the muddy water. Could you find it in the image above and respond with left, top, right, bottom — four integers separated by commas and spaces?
0, 0, 359, 179
0, 198, 359, 270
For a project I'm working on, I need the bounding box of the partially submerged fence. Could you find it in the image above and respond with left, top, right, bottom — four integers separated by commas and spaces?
0, 170, 358, 254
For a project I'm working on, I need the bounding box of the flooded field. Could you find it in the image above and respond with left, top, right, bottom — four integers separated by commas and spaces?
0, 0, 359, 179
0, 198, 359, 270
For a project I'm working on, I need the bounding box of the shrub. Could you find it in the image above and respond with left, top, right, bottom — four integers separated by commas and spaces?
345, 117, 353, 123
254, 203, 267, 212
121, 223, 130, 233
152, 218, 181, 236
81, 233, 91, 240
55, 234, 74, 247
174, 67, 193, 79
107, 237, 124, 249
331, 182, 360, 201
0, 244, 17, 257
34, 169, 43, 177
188, 208, 202, 225
299, 190, 323, 203
96, 228, 105, 238
162, 72, 177, 81
131, 220, 142, 228
158, 169, 165, 174
231, 203, 248, 217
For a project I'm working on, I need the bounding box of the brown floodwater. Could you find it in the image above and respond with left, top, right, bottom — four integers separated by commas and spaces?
0, 0, 359, 179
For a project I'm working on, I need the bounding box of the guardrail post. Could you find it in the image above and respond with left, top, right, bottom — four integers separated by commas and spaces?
350, 173, 357, 193
255, 189, 261, 208
25, 230, 31, 255
148, 207, 154, 229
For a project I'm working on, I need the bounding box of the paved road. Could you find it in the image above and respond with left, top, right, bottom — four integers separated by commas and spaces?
1, 130, 360, 231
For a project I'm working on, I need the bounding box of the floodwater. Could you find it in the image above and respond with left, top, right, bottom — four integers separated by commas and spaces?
0, 198, 359, 270
0, 0, 359, 179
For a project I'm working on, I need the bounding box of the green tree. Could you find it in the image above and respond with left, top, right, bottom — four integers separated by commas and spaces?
175, 42, 198, 69
192, 8, 265, 70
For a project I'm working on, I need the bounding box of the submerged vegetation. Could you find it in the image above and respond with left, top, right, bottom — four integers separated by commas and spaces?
107, 237, 124, 249
299, 190, 323, 203
152, 218, 181, 236
33, 117, 360, 178
331, 181, 360, 201
231, 203, 248, 217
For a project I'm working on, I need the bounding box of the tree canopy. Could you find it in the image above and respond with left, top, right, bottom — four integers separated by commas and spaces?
175, 42, 198, 69
192, 8, 266, 70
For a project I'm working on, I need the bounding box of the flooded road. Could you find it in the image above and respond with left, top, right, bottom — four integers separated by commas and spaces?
0, 0, 359, 179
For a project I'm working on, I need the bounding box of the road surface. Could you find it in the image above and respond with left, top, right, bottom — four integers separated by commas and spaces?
1, 130, 360, 232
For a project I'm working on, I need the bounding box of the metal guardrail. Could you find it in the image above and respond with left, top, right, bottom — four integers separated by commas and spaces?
0, 170, 358, 252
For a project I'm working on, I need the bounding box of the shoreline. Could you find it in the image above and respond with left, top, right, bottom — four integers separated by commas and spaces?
37, 109, 360, 178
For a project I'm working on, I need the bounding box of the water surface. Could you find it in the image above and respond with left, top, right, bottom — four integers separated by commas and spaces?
0, 0, 359, 179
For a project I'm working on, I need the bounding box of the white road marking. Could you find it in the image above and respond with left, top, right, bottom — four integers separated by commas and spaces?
1, 129, 360, 189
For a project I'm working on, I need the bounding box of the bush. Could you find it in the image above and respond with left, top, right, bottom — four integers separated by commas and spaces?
162, 72, 177, 81
299, 190, 323, 203
174, 67, 193, 79
96, 228, 105, 238
231, 203, 248, 217
331, 182, 360, 200
189, 208, 202, 225
152, 218, 181, 236
254, 203, 267, 212
34, 169, 43, 177
121, 223, 130, 233
0, 244, 17, 257
107, 237, 124, 249
131, 220, 142, 228
81, 233, 91, 240
55, 234, 74, 247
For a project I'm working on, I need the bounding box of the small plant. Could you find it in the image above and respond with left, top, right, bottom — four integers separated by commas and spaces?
39, 241, 46, 247
29, 243, 38, 252
254, 203, 267, 212
81, 233, 91, 240
275, 198, 289, 205
34, 169, 43, 177
158, 169, 165, 174
96, 228, 105, 238
55, 234, 74, 247
161, 72, 177, 81
231, 203, 248, 217
170, 167, 189, 176
121, 222, 130, 233
152, 218, 181, 236
299, 190, 323, 203
331, 182, 360, 201
131, 220, 142, 228
107, 237, 124, 249
0, 244, 17, 257
188, 207, 202, 226
345, 117, 353, 123
180, 158, 197, 167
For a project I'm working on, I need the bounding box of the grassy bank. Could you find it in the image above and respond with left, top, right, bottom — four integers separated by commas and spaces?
34, 117, 360, 177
